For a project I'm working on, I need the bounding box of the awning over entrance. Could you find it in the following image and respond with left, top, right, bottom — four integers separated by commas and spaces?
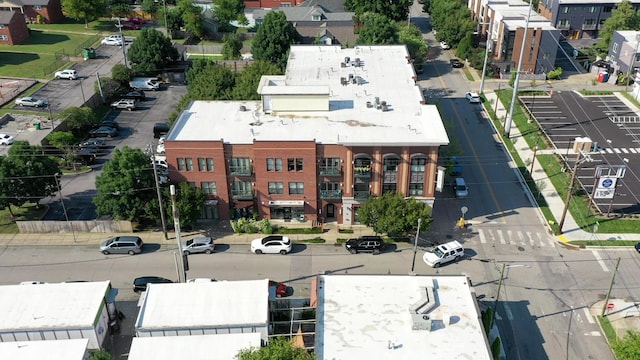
268, 200, 304, 207
233, 200, 254, 208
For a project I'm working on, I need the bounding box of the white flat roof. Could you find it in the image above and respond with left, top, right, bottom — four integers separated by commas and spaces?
170, 45, 449, 147
0, 339, 89, 360
128, 333, 261, 359
136, 280, 269, 329
0, 281, 110, 330
316, 275, 491, 360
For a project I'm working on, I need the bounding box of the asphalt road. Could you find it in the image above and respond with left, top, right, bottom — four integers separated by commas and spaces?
413, 7, 615, 359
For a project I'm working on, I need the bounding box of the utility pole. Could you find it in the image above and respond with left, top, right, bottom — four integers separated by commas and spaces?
491, 263, 507, 328
409, 218, 422, 275
170, 184, 185, 282
96, 72, 105, 104
479, 36, 492, 94
115, 17, 128, 68
601, 257, 621, 316
54, 173, 76, 243
558, 150, 592, 234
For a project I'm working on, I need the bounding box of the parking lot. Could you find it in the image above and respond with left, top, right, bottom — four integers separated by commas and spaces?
521, 90, 640, 214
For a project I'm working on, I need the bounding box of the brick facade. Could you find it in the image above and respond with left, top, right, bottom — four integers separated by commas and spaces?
0, 11, 29, 45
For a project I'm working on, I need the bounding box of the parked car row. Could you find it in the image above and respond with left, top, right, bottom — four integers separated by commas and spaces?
131, 276, 289, 297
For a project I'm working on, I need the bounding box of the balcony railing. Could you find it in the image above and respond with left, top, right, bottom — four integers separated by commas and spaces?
556, 23, 570, 30
354, 191, 370, 200
354, 166, 372, 179
319, 166, 342, 176
229, 165, 252, 176
231, 190, 253, 200
320, 190, 342, 200
582, 24, 597, 30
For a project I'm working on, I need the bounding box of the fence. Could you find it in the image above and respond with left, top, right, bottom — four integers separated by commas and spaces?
17, 220, 133, 233
42, 34, 101, 76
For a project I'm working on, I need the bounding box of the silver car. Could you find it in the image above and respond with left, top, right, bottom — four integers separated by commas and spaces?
100, 236, 143, 255
182, 236, 215, 255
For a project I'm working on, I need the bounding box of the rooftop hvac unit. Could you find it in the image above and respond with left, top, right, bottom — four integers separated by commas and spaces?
340, 77, 348, 85
356, 76, 364, 85
340, 62, 346, 68
239, 105, 246, 111
354, 58, 361, 67
381, 104, 388, 112
344, 56, 351, 64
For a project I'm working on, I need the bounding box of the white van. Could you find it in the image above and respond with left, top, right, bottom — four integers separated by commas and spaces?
453, 177, 468, 198
422, 240, 464, 267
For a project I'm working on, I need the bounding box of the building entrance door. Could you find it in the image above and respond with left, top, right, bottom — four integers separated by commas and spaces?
326, 204, 335, 218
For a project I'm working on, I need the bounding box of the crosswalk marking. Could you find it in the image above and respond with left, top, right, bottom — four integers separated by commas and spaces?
602, 147, 640, 154
476, 228, 553, 247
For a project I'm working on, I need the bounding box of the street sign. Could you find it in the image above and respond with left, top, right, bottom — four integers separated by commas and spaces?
594, 176, 617, 199
461, 206, 468, 216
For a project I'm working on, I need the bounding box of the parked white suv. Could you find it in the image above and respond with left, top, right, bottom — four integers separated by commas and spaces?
54, 69, 78, 80
423, 240, 464, 267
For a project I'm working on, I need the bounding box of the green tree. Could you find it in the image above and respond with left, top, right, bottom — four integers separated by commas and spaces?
46, 131, 76, 149
111, 64, 134, 85
345, 0, 411, 22
128, 28, 180, 75
187, 62, 236, 100
58, 107, 98, 137
178, 0, 204, 38
429, 0, 476, 48
235, 337, 313, 360
145, 182, 205, 227
455, 32, 474, 61
222, 33, 243, 60
547, 66, 563, 80
109, 0, 131, 17
252, 11, 301, 70
141, 0, 159, 14
93, 147, 157, 221
597, 0, 638, 52
399, 23, 428, 65
62, 0, 108, 27
215, 0, 247, 28
232, 60, 282, 100
95, 76, 121, 101
90, 349, 112, 360
358, 192, 432, 235
613, 330, 640, 359
0, 142, 60, 216
356, 13, 398, 45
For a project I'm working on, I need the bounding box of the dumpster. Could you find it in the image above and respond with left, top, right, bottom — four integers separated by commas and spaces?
83, 47, 96, 60
34, 123, 41, 130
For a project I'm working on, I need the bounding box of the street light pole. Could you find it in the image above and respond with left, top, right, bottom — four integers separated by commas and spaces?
409, 218, 422, 275
170, 184, 185, 282
504, 0, 533, 137
115, 17, 128, 68
54, 173, 76, 243
624, 34, 640, 92
479, 35, 492, 94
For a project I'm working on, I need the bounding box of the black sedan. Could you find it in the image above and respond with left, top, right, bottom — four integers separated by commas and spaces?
133, 276, 174, 293
100, 120, 120, 129
121, 90, 146, 101
450, 59, 464, 68
89, 126, 118, 138
81, 139, 107, 148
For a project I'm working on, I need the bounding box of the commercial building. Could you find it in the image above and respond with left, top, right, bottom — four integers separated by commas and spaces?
165, 45, 449, 224
135, 280, 270, 340
314, 275, 492, 359
128, 333, 262, 360
0, 281, 118, 349
0, 338, 89, 360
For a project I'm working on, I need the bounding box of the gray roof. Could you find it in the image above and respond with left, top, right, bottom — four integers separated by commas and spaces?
0, 11, 16, 24
299, 0, 346, 12
253, 5, 354, 22
294, 21, 356, 45
3, 0, 51, 6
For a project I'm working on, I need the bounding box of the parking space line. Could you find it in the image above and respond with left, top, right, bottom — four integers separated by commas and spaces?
583, 308, 596, 324
590, 250, 610, 272
478, 229, 487, 244
498, 230, 506, 245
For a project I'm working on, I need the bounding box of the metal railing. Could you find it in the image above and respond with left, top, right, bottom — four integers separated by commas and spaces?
229, 165, 252, 176
354, 191, 370, 199
230, 190, 253, 199
319, 166, 341, 176
320, 190, 342, 199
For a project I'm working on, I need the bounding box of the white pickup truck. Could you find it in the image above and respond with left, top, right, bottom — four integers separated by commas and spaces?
129, 77, 160, 91
422, 240, 464, 268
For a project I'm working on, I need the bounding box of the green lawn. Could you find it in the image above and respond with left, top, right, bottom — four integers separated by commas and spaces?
0, 203, 47, 234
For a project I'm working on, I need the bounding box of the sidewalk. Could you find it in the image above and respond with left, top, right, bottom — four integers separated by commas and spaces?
476, 72, 640, 242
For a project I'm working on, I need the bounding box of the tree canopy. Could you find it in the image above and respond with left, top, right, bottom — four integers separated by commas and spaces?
144, 182, 205, 227
345, 0, 411, 23
235, 337, 313, 360
356, 13, 399, 45
128, 29, 180, 75
612, 330, 640, 359
178, 0, 204, 38
0, 142, 60, 216
61, 0, 108, 27
222, 33, 243, 60
232, 60, 282, 100
597, 0, 638, 52
399, 23, 428, 65
93, 147, 157, 221
357, 192, 432, 235
58, 107, 98, 137
215, 0, 247, 29
251, 11, 301, 70
429, 0, 476, 48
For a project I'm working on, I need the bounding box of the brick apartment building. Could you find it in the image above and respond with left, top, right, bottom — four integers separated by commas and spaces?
0, 11, 29, 45
244, 0, 304, 8
0, 0, 64, 24
164, 45, 449, 225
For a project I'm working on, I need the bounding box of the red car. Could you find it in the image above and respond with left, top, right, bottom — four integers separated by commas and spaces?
269, 280, 288, 297
120, 22, 141, 30
128, 17, 147, 25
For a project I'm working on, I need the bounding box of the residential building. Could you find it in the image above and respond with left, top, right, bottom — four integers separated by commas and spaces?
0, 0, 64, 24
252, 5, 356, 45
314, 274, 492, 359
471, 0, 560, 75
608, 30, 640, 74
244, 0, 304, 8
299, 0, 346, 12
0, 281, 118, 349
537, 0, 640, 40
164, 45, 449, 224
0, 11, 29, 45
